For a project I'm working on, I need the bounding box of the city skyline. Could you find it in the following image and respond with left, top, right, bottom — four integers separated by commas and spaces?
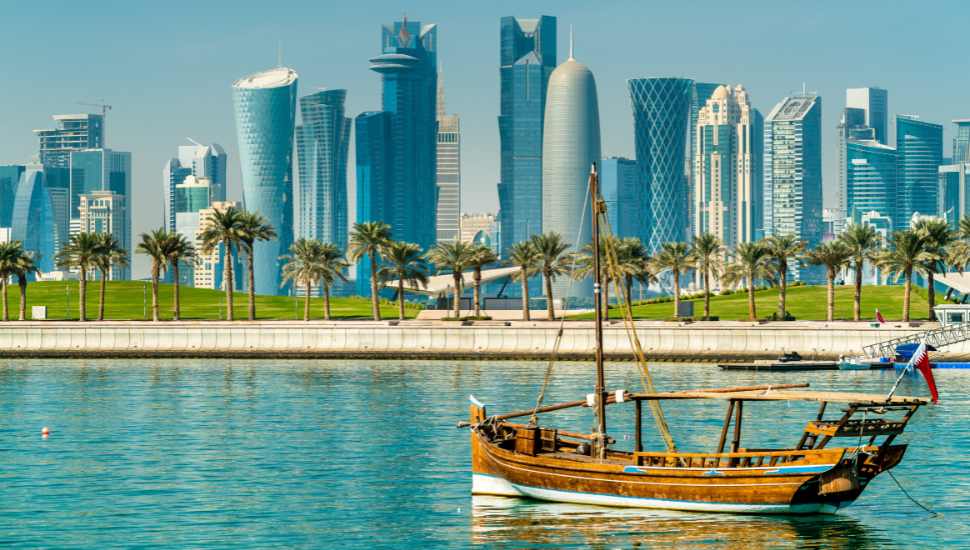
1, 1, 967, 278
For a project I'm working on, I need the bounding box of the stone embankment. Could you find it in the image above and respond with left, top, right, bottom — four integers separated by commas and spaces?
0, 319, 957, 361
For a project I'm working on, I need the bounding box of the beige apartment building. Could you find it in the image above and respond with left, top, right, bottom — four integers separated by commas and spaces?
193, 201, 242, 290
79, 190, 127, 280
460, 212, 495, 244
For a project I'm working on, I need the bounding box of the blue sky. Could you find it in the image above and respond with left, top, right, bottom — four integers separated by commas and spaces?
0, 0, 965, 278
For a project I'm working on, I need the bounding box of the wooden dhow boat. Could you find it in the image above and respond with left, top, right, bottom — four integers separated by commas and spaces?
458, 164, 930, 515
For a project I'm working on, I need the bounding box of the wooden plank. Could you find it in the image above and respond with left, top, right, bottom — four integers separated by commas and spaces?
716, 400, 736, 454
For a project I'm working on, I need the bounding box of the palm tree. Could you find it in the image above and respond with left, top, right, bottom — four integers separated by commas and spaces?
239, 211, 277, 321
93, 233, 129, 322
136, 228, 171, 322
874, 229, 936, 322
425, 241, 475, 319
13, 249, 41, 321
468, 245, 500, 317
722, 242, 776, 320
377, 241, 430, 320
503, 241, 539, 321
764, 234, 807, 317
317, 243, 349, 320
619, 238, 652, 307
648, 242, 695, 318
802, 242, 853, 322
164, 233, 196, 321
572, 237, 632, 314
692, 233, 726, 317
348, 221, 394, 321
530, 232, 572, 321
199, 207, 245, 321
0, 241, 23, 321
838, 223, 883, 321
280, 238, 326, 322
54, 233, 101, 322
947, 214, 970, 272
913, 218, 954, 321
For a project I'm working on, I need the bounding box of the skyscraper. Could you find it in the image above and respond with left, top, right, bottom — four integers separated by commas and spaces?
542, 33, 600, 299
497, 15, 556, 259
896, 115, 943, 223
952, 119, 970, 164
846, 139, 897, 223
33, 114, 105, 168
693, 84, 759, 249
599, 157, 637, 240
70, 149, 131, 267
10, 171, 58, 274
0, 165, 25, 227
627, 77, 694, 253
296, 89, 351, 251
231, 67, 298, 296
764, 93, 823, 282
846, 88, 888, 145
436, 69, 460, 243
79, 191, 127, 279
689, 82, 725, 234
355, 14, 438, 295
836, 107, 871, 210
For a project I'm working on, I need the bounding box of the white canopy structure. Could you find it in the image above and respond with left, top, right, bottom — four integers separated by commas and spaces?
379, 266, 520, 297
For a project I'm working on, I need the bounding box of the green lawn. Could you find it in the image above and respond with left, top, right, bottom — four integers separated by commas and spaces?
571, 285, 941, 321
7, 281, 418, 321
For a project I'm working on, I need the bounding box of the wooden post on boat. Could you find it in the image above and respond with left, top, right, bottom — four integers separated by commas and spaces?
590, 163, 609, 460
635, 399, 643, 453
731, 401, 743, 453
717, 400, 736, 454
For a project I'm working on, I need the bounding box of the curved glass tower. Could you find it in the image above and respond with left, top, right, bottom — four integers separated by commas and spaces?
627, 78, 693, 253
232, 68, 297, 296
542, 47, 601, 300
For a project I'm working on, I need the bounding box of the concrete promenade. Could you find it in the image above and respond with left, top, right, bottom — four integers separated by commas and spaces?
0, 319, 958, 361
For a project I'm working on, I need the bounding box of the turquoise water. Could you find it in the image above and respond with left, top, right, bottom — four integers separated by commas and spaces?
0, 359, 964, 549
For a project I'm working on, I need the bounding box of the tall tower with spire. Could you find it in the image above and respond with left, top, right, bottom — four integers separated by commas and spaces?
436, 66, 460, 243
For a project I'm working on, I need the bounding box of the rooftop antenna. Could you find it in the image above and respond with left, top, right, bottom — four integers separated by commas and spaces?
569, 24, 574, 60
186, 137, 203, 147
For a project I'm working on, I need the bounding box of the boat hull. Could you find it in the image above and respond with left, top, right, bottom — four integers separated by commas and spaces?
471, 431, 904, 515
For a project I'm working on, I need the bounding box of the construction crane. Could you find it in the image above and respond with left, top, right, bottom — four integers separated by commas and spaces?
74, 100, 112, 147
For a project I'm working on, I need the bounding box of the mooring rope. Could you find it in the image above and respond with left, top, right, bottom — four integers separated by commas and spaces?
887, 470, 943, 516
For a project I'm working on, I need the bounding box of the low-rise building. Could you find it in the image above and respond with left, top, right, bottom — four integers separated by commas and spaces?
193, 201, 243, 291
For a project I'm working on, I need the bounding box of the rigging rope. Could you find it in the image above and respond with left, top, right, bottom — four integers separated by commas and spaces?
528, 178, 592, 427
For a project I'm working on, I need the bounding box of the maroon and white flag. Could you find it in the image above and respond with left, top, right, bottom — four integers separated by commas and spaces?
908, 342, 939, 405
876, 309, 886, 324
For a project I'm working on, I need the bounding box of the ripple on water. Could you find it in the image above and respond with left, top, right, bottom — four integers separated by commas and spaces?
0, 359, 965, 549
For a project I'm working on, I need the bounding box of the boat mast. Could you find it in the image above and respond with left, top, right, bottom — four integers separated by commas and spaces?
590, 163, 608, 459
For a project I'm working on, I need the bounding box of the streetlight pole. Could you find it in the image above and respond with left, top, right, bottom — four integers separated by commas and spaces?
294, 289, 298, 320
66, 286, 70, 319
219, 281, 223, 320
143, 286, 146, 320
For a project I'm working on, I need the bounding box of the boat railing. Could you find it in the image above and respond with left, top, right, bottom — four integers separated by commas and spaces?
633, 449, 822, 469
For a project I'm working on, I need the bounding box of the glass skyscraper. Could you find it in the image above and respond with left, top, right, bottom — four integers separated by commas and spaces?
952, 120, 970, 164
436, 69, 461, 244
846, 140, 898, 224
627, 77, 693, 253
162, 143, 227, 234
70, 149, 131, 271
34, 114, 105, 168
355, 15, 438, 295
232, 67, 298, 296
599, 157, 637, 239
846, 88, 888, 145
0, 165, 25, 227
11, 171, 59, 275
296, 89, 351, 252
497, 15, 556, 259
764, 94, 823, 283
896, 115, 943, 224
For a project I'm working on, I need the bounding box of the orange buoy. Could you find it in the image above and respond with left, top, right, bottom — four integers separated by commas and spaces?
42, 427, 49, 435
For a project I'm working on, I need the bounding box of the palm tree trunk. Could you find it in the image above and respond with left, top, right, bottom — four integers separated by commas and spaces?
453, 273, 462, 318
2, 277, 8, 322
778, 260, 787, 317
473, 269, 481, 317
544, 270, 555, 321
521, 268, 530, 322
98, 271, 106, 321
398, 278, 405, 320
672, 268, 680, 318
747, 271, 756, 320
324, 284, 331, 320
151, 264, 160, 322
827, 269, 836, 322
369, 251, 381, 321
79, 269, 87, 322
903, 269, 912, 322
625, 275, 633, 307
173, 262, 181, 321
247, 244, 256, 321
18, 276, 27, 321
854, 262, 863, 322
928, 272, 937, 321
304, 277, 311, 322
704, 271, 711, 317
225, 240, 234, 321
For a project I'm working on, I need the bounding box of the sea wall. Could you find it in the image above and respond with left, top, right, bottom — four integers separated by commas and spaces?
0, 320, 961, 360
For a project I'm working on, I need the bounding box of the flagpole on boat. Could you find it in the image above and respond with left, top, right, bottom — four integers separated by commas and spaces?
885, 337, 923, 402
590, 163, 608, 459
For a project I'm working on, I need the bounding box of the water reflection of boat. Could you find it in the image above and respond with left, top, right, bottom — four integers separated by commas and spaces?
470, 495, 892, 549
458, 164, 929, 516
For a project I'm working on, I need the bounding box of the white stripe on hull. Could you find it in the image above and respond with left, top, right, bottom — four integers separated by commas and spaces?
472, 474, 851, 515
